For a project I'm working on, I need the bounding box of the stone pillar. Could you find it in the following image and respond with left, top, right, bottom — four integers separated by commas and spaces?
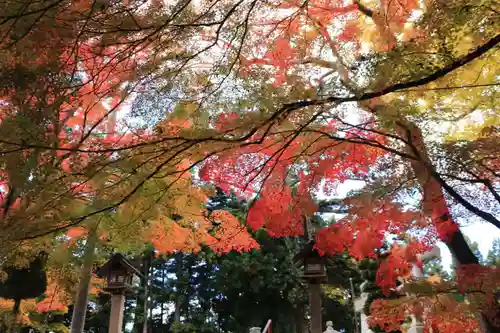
109, 294, 126, 333
309, 283, 322, 333
407, 246, 440, 333
354, 293, 373, 333
406, 315, 424, 333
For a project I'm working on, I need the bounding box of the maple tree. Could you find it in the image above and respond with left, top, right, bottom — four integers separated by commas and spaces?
0, 0, 263, 256
0, 0, 499, 332
368, 265, 500, 333
0, 2, 259, 330
190, 0, 499, 332
62, 190, 359, 333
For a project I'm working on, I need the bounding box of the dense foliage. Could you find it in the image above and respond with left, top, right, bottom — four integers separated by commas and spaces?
0, 0, 499, 332
59, 191, 359, 333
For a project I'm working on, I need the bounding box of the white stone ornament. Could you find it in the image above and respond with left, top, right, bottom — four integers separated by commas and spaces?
324, 321, 341, 333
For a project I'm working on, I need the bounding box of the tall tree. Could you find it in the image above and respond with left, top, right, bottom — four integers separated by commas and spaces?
138, 190, 360, 333
0, 253, 48, 331
424, 257, 451, 281
486, 239, 500, 266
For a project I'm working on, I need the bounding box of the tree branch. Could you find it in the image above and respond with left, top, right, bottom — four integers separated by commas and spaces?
354, 0, 374, 18
281, 33, 500, 112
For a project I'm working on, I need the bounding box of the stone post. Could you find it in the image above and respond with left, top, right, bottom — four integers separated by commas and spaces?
109, 294, 126, 333
309, 283, 322, 333
249, 327, 261, 333
407, 245, 440, 333
407, 315, 424, 333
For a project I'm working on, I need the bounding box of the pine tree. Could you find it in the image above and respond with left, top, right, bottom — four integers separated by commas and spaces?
486, 238, 500, 266
139, 190, 360, 333
423, 258, 451, 281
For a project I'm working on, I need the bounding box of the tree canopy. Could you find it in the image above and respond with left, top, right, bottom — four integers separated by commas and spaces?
0, 0, 499, 332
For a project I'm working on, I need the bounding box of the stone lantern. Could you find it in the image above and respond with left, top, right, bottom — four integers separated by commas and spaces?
98, 253, 143, 333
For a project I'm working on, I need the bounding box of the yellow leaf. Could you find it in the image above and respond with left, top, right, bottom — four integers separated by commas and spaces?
426, 275, 441, 284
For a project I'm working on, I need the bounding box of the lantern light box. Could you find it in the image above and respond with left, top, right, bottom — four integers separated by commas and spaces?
98, 253, 143, 294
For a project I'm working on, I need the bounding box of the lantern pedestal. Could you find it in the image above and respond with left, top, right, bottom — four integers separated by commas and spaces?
309, 283, 322, 333
109, 293, 126, 333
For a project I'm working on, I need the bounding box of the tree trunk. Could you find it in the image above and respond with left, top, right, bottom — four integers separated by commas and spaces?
145, 251, 155, 333
70, 226, 98, 333
133, 253, 152, 333
183, 257, 192, 321
133, 289, 144, 333
174, 297, 181, 323
160, 262, 165, 325
148, 302, 153, 333
11, 299, 20, 315
142, 255, 149, 333
403, 121, 500, 333
406, 125, 478, 264
174, 255, 183, 324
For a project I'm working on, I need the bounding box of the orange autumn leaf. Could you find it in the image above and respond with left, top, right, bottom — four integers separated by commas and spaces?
147, 219, 206, 254
381, 0, 419, 28
35, 298, 68, 313
206, 210, 259, 255
89, 275, 106, 295
35, 276, 70, 313
0, 298, 36, 325
67, 227, 88, 240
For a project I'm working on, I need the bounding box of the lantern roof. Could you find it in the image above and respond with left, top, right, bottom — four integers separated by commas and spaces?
294, 240, 323, 263
97, 253, 143, 278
